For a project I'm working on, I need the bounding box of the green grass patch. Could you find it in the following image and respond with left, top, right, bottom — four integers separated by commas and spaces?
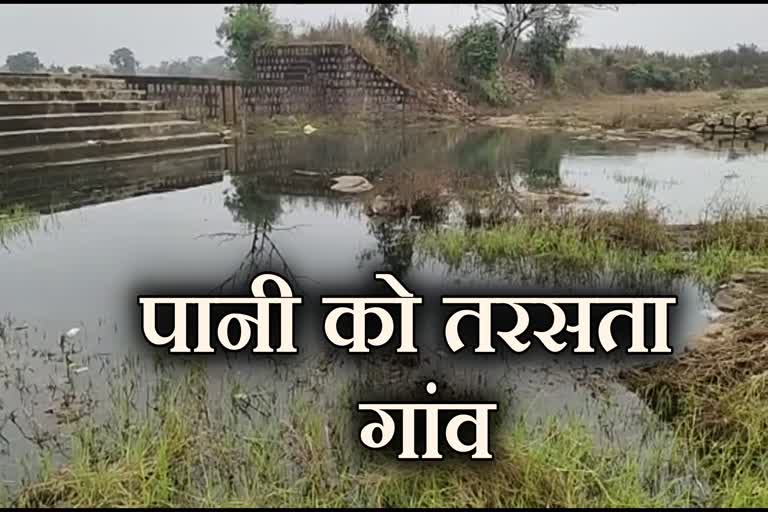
0, 205, 39, 248
418, 207, 768, 288
8, 368, 694, 508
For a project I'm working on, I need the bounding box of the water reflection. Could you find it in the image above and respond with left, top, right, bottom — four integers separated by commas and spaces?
223, 127, 768, 224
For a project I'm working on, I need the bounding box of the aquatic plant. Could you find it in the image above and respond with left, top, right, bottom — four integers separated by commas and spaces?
0, 205, 40, 250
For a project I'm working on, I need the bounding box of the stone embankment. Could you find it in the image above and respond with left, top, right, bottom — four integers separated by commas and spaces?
686, 111, 768, 137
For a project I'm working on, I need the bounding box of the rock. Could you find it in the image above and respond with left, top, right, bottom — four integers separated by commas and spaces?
303, 124, 317, 135
735, 116, 748, 129
712, 283, 751, 312
704, 115, 722, 126
712, 125, 736, 134
330, 175, 373, 194
557, 186, 590, 197
293, 170, 322, 177
687, 122, 705, 133
723, 116, 735, 127
370, 195, 391, 215
753, 115, 768, 127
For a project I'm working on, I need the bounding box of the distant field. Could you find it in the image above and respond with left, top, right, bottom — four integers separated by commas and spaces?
500, 87, 768, 131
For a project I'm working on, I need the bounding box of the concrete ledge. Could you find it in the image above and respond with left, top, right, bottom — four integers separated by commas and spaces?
0, 89, 146, 102
0, 132, 223, 166
0, 120, 201, 148
1, 144, 230, 173
0, 75, 127, 90
0, 100, 160, 116
0, 111, 183, 131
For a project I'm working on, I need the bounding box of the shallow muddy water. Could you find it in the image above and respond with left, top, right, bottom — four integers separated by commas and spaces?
0, 126, 759, 486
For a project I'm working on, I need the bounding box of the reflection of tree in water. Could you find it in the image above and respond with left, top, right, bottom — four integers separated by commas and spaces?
359, 219, 415, 278
210, 174, 301, 293
223, 174, 283, 228
449, 129, 565, 191
523, 134, 563, 190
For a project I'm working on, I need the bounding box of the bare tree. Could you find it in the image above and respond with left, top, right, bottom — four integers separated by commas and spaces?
476, 4, 619, 58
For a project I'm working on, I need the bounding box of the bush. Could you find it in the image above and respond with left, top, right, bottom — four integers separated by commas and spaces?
216, 4, 291, 77
718, 88, 743, 102
451, 23, 501, 84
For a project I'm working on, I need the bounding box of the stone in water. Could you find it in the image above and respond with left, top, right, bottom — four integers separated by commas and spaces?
330, 175, 373, 194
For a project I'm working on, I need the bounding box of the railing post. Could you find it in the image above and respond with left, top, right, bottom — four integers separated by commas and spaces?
221, 82, 227, 125
233, 83, 238, 126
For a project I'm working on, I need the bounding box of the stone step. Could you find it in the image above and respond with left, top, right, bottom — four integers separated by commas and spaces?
0, 74, 127, 90
0, 132, 224, 166
0, 120, 201, 148
0, 110, 183, 131
0, 100, 160, 116
0, 88, 145, 102
1, 144, 230, 173
0, 152, 226, 215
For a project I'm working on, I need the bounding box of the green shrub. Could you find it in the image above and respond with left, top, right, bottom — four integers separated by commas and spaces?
718, 88, 744, 102
451, 22, 501, 84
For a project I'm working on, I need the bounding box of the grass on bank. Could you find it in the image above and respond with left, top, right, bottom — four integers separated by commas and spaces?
11, 364, 768, 507
417, 201, 768, 506
418, 200, 768, 288
8, 368, 694, 508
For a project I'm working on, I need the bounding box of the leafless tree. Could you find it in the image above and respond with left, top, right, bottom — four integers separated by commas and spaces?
475, 4, 619, 58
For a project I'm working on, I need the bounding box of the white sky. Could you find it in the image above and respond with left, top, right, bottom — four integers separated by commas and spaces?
1, 4, 765, 68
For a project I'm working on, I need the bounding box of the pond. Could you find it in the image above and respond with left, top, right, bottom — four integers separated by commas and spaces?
0, 126, 764, 485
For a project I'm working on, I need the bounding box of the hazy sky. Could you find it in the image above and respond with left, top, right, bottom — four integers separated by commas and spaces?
1, 4, 765, 67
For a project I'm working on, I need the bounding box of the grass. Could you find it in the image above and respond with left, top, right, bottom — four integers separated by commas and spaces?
416, 199, 768, 506
0, 205, 39, 249
7, 366, 696, 508
418, 200, 768, 288
10, 361, 768, 507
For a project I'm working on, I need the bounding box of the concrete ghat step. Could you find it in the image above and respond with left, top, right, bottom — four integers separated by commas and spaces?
0, 100, 160, 116
0, 132, 224, 166
0, 110, 183, 131
0, 75, 127, 90
0, 120, 201, 148
0, 89, 145, 102
0, 154, 226, 215
1, 144, 231, 173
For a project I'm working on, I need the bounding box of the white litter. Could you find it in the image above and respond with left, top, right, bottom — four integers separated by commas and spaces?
64, 327, 81, 339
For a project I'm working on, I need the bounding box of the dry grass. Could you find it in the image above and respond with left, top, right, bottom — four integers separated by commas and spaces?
291, 19, 456, 90
502, 87, 768, 131
619, 268, 768, 500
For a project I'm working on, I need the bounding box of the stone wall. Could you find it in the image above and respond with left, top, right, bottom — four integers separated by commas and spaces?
241, 43, 422, 118
110, 44, 443, 124
687, 111, 768, 137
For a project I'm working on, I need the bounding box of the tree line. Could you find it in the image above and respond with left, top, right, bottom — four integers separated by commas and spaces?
5, 4, 768, 105
2, 48, 233, 78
